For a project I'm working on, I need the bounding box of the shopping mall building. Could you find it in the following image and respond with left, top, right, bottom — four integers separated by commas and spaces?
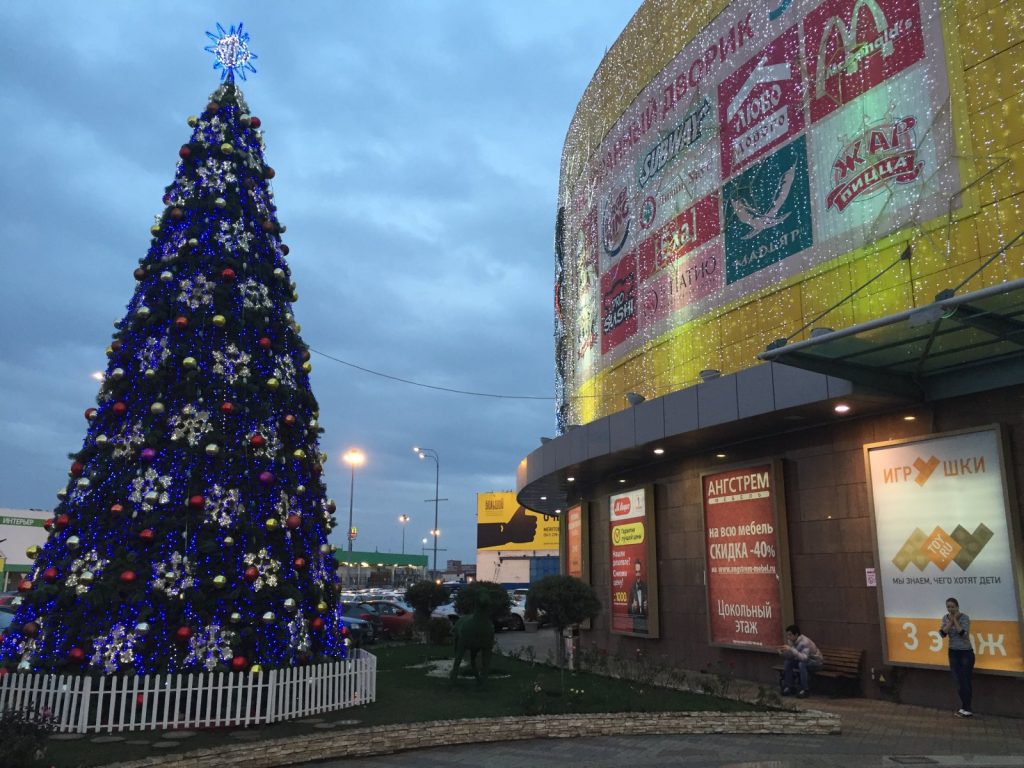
516, 0, 1024, 714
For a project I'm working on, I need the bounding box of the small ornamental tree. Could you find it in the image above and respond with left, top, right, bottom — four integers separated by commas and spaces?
404, 580, 450, 630
454, 581, 510, 624
526, 575, 601, 674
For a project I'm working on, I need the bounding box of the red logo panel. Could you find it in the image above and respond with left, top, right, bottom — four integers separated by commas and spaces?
600, 253, 638, 354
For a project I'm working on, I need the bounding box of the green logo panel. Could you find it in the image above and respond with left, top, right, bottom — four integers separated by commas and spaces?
723, 135, 813, 284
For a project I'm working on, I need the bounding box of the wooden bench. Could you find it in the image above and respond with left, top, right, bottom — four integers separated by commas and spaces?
773, 646, 864, 696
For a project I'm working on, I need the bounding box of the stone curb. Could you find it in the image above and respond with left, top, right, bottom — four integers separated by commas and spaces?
105, 709, 840, 767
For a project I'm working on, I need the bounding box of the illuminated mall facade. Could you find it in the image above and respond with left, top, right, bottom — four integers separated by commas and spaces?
516, 0, 1024, 714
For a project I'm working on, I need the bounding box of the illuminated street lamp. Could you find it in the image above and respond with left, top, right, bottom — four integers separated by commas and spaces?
342, 449, 365, 552
413, 446, 441, 575
399, 514, 410, 554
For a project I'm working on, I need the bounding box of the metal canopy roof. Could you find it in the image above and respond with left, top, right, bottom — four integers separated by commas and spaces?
758, 278, 1024, 401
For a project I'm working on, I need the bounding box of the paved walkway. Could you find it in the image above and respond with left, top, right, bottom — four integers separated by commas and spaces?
313, 695, 1024, 767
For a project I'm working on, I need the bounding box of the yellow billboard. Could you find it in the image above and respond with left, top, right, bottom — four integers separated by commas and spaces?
477, 491, 560, 551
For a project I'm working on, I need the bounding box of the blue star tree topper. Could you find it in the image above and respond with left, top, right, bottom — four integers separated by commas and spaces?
205, 22, 258, 81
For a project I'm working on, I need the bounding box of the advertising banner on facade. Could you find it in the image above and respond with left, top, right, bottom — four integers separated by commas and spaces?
557, 0, 960, 418
866, 428, 1024, 674
477, 492, 560, 551
0, 508, 49, 575
702, 463, 792, 649
564, 504, 589, 581
609, 486, 659, 637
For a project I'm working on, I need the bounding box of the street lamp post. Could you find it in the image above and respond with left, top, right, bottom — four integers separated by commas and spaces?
399, 514, 409, 554
412, 447, 443, 576
342, 449, 365, 552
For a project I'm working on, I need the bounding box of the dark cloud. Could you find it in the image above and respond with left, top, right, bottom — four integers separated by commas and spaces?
0, 2, 639, 561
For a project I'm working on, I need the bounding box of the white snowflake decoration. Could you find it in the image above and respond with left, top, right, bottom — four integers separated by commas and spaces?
274, 492, 302, 527
111, 421, 146, 460
138, 335, 170, 373
66, 550, 109, 595
204, 485, 244, 528
160, 231, 187, 263
242, 548, 280, 591
177, 274, 215, 310
185, 624, 237, 671
168, 406, 212, 446
239, 277, 272, 311
197, 155, 234, 194
272, 354, 297, 389
287, 616, 311, 659
211, 344, 251, 383
151, 552, 195, 598
129, 468, 173, 513
91, 624, 140, 674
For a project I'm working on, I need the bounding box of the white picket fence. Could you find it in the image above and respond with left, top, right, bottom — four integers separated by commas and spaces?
0, 649, 376, 733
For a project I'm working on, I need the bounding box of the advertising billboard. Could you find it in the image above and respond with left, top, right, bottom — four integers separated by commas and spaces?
477, 492, 560, 551
556, 0, 961, 424
866, 428, 1024, 675
702, 463, 793, 649
564, 503, 589, 581
609, 486, 659, 637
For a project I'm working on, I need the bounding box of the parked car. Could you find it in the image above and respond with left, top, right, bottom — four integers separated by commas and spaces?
0, 605, 16, 644
342, 602, 383, 641
430, 602, 459, 624
364, 600, 414, 639
0, 591, 22, 607
430, 600, 525, 631
340, 615, 372, 648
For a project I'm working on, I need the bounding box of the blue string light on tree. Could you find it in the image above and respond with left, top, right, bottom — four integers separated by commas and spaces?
204, 22, 258, 81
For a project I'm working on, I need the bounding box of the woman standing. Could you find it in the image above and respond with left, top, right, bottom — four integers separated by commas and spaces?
939, 597, 975, 717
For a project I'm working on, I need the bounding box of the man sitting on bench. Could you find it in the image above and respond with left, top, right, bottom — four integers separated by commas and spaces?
778, 624, 824, 697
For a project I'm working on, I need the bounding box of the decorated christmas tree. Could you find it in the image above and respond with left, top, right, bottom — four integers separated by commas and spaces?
0, 24, 347, 675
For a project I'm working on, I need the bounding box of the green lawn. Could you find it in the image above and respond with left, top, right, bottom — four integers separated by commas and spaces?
39, 644, 760, 767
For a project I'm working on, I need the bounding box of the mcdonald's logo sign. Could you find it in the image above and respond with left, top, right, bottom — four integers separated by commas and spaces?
803, 0, 925, 123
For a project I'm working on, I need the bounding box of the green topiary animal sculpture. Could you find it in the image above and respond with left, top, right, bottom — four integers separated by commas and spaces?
450, 591, 495, 684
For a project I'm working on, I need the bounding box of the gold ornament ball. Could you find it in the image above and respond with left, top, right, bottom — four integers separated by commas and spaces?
26, 545, 40, 560
265, 377, 279, 391
292, 449, 306, 460
150, 224, 161, 235
187, 115, 199, 127
187, 237, 199, 248
160, 271, 174, 282
266, 518, 279, 531
136, 306, 151, 319
56, 488, 67, 500
94, 434, 109, 446
220, 142, 233, 154
261, 611, 276, 625
320, 544, 331, 554
250, 664, 263, 674
239, 114, 251, 126
229, 612, 242, 623
291, 291, 299, 302
273, 268, 285, 280
316, 601, 328, 613
110, 367, 124, 380
182, 357, 198, 369
212, 314, 226, 327
205, 443, 220, 457
105, 347, 114, 358
213, 575, 227, 588
214, 197, 227, 209
144, 368, 157, 380
136, 621, 150, 634
223, 535, 235, 547
76, 477, 90, 489
80, 570, 94, 584
295, 484, 306, 494
283, 598, 297, 612
302, 362, 312, 374
66, 535, 81, 551
150, 402, 165, 415
294, 323, 302, 333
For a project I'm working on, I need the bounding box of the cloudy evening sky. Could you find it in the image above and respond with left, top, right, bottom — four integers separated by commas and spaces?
0, 3, 642, 565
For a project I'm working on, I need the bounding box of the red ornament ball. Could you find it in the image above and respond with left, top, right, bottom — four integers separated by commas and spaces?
231, 656, 248, 672
69, 647, 86, 664
244, 566, 259, 583
220, 401, 235, 415
258, 336, 272, 350
111, 340, 122, 352
110, 503, 124, 516
293, 557, 306, 570
119, 570, 137, 584
258, 471, 275, 486
261, 220, 276, 233
282, 414, 296, 428
43, 518, 54, 532
310, 617, 324, 632
22, 621, 39, 638
84, 407, 97, 421
162, 193, 171, 205
206, 101, 219, 113
56, 514, 70, 529
174, 315, 189, 329
264, 166, 276, 180
169, 207, 184, 221
300, 349, 311, 362
139, 528, 155, 544
175, 626, 193, 642
188, 495, 205, 510
42, 567, 58, 583
286, 514, 301, 530
112, 401, 128, 416
18, 579, 32, 593
250, 116, 261, 128
221, 267, 236, 282
249, 434, 265, 448
179, 145, 191, 159
280, 244, 289, 256
70, 461, 85, 477
133, 267, 146, 281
